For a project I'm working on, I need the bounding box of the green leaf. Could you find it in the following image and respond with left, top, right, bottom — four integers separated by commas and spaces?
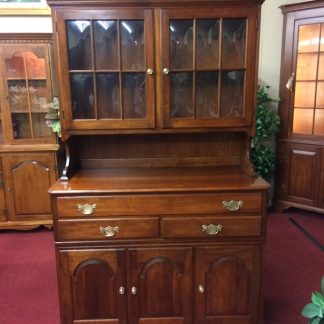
310, 317, 322, 324
302, 303, 320, 318
312, 292, 324, 309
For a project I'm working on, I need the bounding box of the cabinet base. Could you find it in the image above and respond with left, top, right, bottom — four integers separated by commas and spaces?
0, 221, 53, 231
275, 200, 324, 215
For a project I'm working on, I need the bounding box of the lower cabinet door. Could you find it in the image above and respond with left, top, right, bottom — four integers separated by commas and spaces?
128, 247, 192, 324
2, 153, 57, 221
195, 245, 261, 324
58, 249, 127, 324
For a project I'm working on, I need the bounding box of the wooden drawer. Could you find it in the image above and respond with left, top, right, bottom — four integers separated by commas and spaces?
57, 217, 159, 241
161, 216, 262, 238
55, 192, 263, 218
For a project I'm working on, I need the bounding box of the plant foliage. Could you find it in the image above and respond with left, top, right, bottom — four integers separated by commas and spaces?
251, 85, 280, 181
301, 275, 324, 324
44, 96, 61, 137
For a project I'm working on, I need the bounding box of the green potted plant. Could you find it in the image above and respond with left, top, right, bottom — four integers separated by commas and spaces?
44, 96, 61, 137
301, 275, 324, 324
251, 85, 280, 182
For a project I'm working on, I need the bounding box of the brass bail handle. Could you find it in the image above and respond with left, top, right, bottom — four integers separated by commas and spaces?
202, 224, 222, 235
223, 200, 243, 211
77, 203, 96, 215
99, 226, 119, 237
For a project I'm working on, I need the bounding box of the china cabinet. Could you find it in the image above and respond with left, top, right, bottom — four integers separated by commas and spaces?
48, 0, 269, 323
276, 1, 324, 213
0, 34, 59, 230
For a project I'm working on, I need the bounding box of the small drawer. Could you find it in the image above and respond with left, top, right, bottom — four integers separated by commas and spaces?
161, 216, 262, 238
57, 217, 159, 241
55, 192, 263, 218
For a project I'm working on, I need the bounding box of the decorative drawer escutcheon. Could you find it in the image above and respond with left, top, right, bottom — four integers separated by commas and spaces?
202, 224, 222, 235
223, 200, 243, 211
99, 225, 119, 237
77, 203, 97, 215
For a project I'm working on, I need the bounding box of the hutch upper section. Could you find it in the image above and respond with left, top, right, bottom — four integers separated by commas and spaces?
49, 0, 263, 138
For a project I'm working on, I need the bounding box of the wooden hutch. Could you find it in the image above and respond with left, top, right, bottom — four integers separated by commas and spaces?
276, 1, 324, 213
0, 33, 58, 230
47, 0, 269, 323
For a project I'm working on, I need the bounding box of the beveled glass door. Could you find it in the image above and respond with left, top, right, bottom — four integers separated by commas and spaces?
56, 9, 155, 130
161, 8, 258, 128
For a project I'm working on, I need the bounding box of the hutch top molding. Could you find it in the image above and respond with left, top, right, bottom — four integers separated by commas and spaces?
47, 0, 265, 6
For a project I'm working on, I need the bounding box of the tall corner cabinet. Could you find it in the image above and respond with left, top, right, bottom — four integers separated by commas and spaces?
47, 0, 269, 323
276, 1, 324, 214
0, 33, 59, 230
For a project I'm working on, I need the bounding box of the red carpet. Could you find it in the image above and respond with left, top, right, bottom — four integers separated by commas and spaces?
0, 211, 323, 323
263, 211, 324, 324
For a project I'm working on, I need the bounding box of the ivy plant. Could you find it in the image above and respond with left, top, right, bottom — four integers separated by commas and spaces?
251, 85, 280, 181
301, 275, 324, 324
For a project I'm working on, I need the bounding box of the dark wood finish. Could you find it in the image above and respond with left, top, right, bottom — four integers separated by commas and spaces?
128, 247, 192, 323
50, 1, 262, 138
58, 249, 127, 323
0, 34, 59, 230
275, 1, 324, 213
195, 245, 261, 324
48, 0, 268, 323
0, 153, 57, 227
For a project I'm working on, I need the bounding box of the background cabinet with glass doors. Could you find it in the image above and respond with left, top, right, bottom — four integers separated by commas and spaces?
0, 34, 59, 230
276, 1, 324, 214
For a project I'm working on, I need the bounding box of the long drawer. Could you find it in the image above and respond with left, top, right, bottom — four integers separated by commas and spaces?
55, 192, 263, 218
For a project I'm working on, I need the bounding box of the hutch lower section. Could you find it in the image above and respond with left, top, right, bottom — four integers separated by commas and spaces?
50, 167, 268, 324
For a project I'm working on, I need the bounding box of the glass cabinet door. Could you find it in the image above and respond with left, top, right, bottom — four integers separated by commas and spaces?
161, 8, 258, 128
292, 21, 324, 136
56, 9, 155, 130
2, 45, 53, 142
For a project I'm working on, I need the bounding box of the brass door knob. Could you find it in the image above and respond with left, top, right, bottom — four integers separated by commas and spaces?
198, 285, 205, 294
119, 286, 125, 295
131, 286, 137, 295
146, 68, 154, 75
162, 67, 170, 75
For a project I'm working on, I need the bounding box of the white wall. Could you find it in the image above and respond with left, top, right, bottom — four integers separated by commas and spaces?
0, 0, 314, 101
0, 16, 52, 33
258, 0, 311, 99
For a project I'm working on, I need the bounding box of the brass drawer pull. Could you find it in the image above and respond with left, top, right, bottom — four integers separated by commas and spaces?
223, 200, 243, 211
131, 286, 137, 295
202, 224, 222, 235
99, 226, 119, 237
77, 203, 97, 215
119, 286, 125, 295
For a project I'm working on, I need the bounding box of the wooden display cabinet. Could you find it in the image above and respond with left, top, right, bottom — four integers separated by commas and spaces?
0, 34, 59, 230
48, 0, 269, 323
276, 1, 324, 214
